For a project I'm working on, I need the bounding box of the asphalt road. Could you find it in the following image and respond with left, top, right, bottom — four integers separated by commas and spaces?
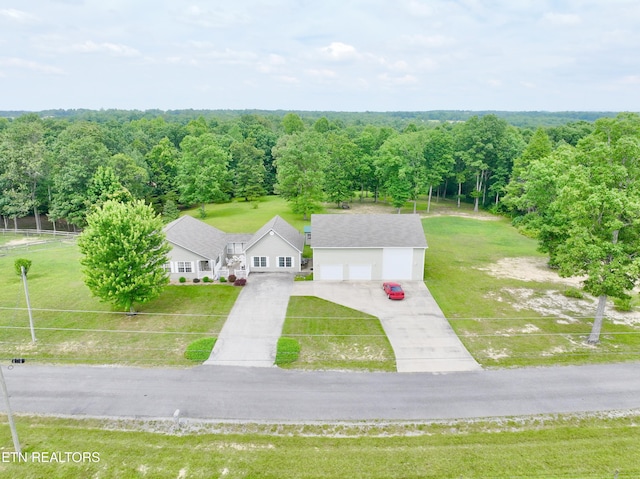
3, 363, 639, 421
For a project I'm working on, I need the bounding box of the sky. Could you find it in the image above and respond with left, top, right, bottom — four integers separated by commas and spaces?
1, 0, 639, 112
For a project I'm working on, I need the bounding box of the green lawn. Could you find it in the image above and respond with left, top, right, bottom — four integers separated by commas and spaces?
424, 215, 640, 368
181, 195, 327, 233
1, 413, 638, 478
0, 242, 239, 366
281, 296, 395, 371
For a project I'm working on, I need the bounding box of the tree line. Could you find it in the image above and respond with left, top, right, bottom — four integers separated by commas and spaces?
0, 110, 601, 229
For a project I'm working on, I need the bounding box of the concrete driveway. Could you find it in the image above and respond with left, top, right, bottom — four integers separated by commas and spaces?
205, 273, 294, 367
292, 281, 481, 373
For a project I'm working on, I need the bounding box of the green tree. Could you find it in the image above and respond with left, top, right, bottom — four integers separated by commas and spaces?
323, 132, 358, 206
162, 198, 180, 223
49, 122, 110, 227
78, 200, 170, 313
108, 153, 149, 200
376, 132, 425, 213
177, 133, 230, 218
14, 258, 32, 277
522, 113, 640, 343
0, 114, 47, 230
422, 127, 454, 212
273, 131, 327, 219
146, 137, 180, 200
503, 127, 553, 214
86, 166, 132, 206
230, 138, 266, 201
455, 115, 518, 212
282, 113, 305, 135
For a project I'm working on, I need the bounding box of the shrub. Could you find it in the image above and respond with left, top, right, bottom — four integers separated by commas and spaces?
193, 278, 201, 283
14, 258, 32, 277
178, 276, 186, 283
614, 297, 633, 312
184, 337, 216, 361
563, 287, 584, 299
275, 337, 300, 366
219, 277, 227, 283
234, 278, 247, 286
228, 274, 237, 283
202, 276, 210, 283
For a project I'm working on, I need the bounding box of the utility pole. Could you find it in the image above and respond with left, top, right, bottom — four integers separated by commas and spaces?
21, 266, 36, 343
0, 366, 21, 454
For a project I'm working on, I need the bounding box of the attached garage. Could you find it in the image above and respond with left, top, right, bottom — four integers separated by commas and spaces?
311, 214, 427, 281
319, 264, 344, 280
348, 264, 372, 280
382, 248, 414, 280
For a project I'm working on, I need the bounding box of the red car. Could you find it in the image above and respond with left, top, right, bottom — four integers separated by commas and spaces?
382, 282, 405, 300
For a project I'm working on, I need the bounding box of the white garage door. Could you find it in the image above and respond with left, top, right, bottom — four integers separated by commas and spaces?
382, 248, 413, 279
348, 264, 372, 280
319, 264, 343, 280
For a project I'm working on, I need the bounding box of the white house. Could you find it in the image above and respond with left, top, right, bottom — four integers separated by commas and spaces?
310, 214, 427, 281
163, 215, 304, 281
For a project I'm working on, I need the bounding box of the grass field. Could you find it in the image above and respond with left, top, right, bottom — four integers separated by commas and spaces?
281, 296, 395, 371
424, 215, 640, 367
0, 242, 239, 366
2, 196, 640, 369
182, 196, 327, 233
1, 413, 638, 478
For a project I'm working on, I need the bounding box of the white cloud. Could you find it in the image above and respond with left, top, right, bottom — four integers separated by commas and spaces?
0, 57, 65, 75
0, 8, 38, 23
71, 41, 141, 57
319, 42, 359, 62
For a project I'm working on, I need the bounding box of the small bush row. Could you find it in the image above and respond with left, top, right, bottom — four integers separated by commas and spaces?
275, 337, 300, 366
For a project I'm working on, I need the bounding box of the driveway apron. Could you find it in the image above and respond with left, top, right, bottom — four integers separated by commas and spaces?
292, 281, 481, 373
205, 273, 294, 367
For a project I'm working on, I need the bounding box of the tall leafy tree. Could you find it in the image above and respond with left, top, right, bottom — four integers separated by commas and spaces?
323, 132, 358, 206
146, 137, 179, 200
503, 127, 553, 214
522, 113, 640, 343
376, 132, 425, 213
273, 131, 327, 219
78, 200, 170, 313
282, 113, 305, 135
0, 114, 47, 230
423, 127, 454, 212
177, 133, 230, 217
456, 115, 517, 212
231, 138, 266, 201
49, 122, 110, 227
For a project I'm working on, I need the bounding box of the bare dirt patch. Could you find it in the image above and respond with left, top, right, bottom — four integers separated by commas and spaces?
480, 257, 585, 286
483, 258, 640, 326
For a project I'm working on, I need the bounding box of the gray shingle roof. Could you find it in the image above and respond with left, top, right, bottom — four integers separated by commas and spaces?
163, 215, 228, 259
245, 215, 304, 252
311, 214, 428, 248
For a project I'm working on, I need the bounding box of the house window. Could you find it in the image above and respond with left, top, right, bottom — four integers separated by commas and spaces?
252, 256, 268, 268
163, 263, 171, 273
277, 256, 293, 268
199, 260, 211, 271
177, 261, 193, 273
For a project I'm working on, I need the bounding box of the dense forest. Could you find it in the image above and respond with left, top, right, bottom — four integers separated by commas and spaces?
0, 108, 631, 231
